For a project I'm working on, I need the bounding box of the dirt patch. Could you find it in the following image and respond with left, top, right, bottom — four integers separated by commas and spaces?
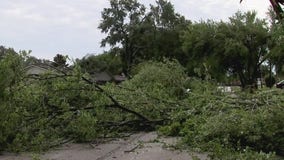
0, 132, 208, 160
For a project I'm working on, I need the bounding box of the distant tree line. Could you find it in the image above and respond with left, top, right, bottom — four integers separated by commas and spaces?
82, 0, 283, 89
2, 0, 283, 89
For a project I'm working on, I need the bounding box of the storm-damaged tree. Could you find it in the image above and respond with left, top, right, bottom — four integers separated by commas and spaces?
0, 48, 26, 150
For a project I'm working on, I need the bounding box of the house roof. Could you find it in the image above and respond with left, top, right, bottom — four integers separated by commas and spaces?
25, 64, 127, 84
91, 72, 127, 83
24, 63, 66, 75
25, 65, 51, 75
113, 75, 127, 82
92, 71, 112, 82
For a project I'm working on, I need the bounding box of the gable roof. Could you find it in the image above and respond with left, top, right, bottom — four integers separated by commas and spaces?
90, 71, 127, 84
25, 65, 50, 75
93, 71, 112, 82
24, 63, 67, 76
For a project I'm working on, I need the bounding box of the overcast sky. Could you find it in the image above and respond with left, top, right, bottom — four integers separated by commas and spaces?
0, 0, 270, 60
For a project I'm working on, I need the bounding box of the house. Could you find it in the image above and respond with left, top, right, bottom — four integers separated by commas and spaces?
92, 71, 113, 84
113, 74, 127, 83
25, 65, 51, 75
25, 64, 127, 84
91, 71, 127, 84
24, 62, 68, 77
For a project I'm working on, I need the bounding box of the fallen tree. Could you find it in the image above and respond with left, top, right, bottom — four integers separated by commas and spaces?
1, 59, 187, 152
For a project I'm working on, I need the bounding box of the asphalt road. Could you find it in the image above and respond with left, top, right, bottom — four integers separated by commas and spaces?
0, 132, 208, 160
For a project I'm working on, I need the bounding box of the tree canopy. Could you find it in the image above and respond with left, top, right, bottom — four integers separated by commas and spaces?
98, 0, 189, 74
182, 11, 269, 88
97, 0, 284, 89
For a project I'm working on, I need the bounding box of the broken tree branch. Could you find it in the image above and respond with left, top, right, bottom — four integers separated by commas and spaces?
81, 76, 150, 121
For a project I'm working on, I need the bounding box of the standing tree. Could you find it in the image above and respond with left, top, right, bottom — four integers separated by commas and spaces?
98, 0, 146, 74
240, 1, 284, 81
217, 11, 269, 89
270, 24, 284, 76
140, 0, 190, 63
53, 54, 68, 67
0, 46, 17, 60
182, 11, 270, 89
78, 51, 122, 74
181, 20, 223, 80
99, 0, 189, 75
266, 6, 284, 78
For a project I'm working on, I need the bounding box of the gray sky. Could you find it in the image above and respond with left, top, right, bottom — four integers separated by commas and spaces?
0, 0, 270, 60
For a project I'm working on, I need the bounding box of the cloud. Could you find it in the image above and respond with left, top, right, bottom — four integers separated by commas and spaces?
239, 0, 271, 18
0, 0, 104, 29
0, 0, 109, 59
167, 0, 233, 21
171, 0, 269, 21
0, 0, 271, 60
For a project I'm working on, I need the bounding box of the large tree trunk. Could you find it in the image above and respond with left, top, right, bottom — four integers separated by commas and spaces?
238, 72, 247, 89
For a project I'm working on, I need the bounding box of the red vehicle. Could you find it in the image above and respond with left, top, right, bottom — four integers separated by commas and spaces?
276, 80, 284, 89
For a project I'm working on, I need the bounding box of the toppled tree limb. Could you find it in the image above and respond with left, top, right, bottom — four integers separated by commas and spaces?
24, 74, 72, 81
99, 119, 166, 131
24, 64, 151, 122
23, 64, 165, 133
81, 76, 150, 122
124, 144, 141, 153
48, 138, 74, 149
117, 85, 186, 106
